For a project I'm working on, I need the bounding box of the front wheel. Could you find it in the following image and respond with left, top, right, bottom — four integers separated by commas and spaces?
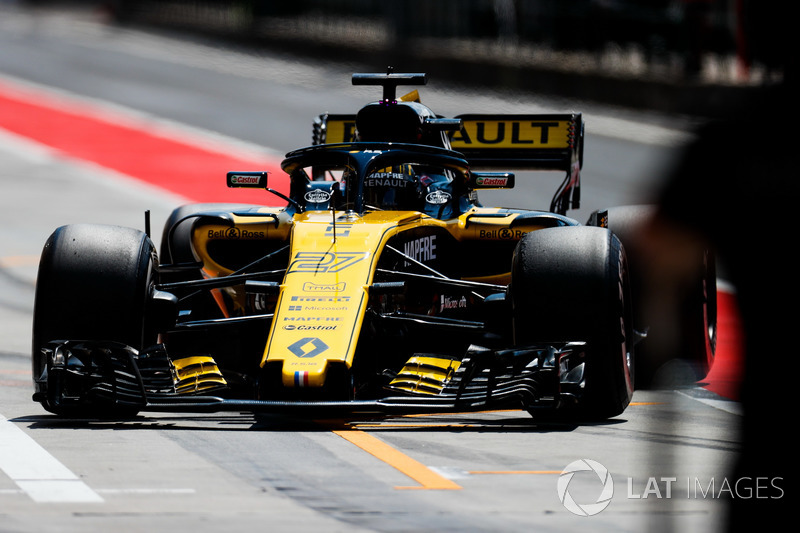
510, 226, 634, 419
32, 224, 158, 416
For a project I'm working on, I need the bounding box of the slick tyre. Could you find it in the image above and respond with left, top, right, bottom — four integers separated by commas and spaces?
511, 226, 634, 419
32, 224, 158, 416
588, 205, 717, 387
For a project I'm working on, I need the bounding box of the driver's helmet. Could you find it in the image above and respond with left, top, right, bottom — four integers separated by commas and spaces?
363, 164, 454, 218
417, 168, 455, 219
363, 164, 418, 211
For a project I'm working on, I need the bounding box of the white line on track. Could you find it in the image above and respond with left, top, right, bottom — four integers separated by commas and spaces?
0, 414, 103, 503
95, 488, 196, 495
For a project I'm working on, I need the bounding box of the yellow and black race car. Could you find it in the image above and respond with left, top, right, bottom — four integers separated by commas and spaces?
31, 72, 715, 420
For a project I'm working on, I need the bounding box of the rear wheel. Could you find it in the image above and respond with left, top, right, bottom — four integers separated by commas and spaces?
588, 205, 717, 387
511, 226, 634, 419
32, 224, 158, 416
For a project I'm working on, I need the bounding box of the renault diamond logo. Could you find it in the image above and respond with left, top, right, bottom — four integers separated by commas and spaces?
287, 337, 329, 358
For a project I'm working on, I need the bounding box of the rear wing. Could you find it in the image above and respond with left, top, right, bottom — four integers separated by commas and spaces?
312, 114, 357, 146
313, 113, 583, 168
311, 112, 584, 213
451, 114, 583, 172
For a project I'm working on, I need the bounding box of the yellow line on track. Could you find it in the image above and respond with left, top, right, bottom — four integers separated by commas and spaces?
0, 255, 39, 267
333, 429, 462, 490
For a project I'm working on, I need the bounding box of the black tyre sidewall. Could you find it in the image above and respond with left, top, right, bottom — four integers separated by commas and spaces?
511, 226, 634, 419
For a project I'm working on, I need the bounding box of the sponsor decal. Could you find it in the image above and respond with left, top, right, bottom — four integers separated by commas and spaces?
291, 295, 351, 302
207, 227, 265, 239
365, 172, 408, 188
229, 174, 263, 185
303, 282, 346, 293
283, 316, 342, 322
283, 324, 338, 331
425, 190, 451, 205
305, 189, 332, 204
404, 235, 437, 263
478, 228, 525, 240
452, 120, 566, 148
288, 305, 348, 312
287, 251, 366, 274
287, 337, 329, 358
440, 295, 467, 310
475, 176, 509, 187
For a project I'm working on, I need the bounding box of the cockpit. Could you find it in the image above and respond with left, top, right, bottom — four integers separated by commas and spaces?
358, 164, 455, 219
281, 143, 473, 220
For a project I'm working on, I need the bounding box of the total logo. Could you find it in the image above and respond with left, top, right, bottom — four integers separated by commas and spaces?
557, 459, 614, 516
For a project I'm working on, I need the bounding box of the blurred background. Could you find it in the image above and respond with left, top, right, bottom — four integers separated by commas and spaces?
19, 0, 789, 118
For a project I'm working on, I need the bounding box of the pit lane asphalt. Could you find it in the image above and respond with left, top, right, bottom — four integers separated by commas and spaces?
0, 5, 741, 533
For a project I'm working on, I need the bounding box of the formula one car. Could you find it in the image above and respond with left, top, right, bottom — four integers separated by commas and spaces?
31, 72, 715, 420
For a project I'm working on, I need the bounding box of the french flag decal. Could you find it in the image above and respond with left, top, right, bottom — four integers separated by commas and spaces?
294, 371, 309, 388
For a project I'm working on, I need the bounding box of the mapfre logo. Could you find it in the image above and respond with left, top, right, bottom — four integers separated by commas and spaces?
557, 459, 614, 516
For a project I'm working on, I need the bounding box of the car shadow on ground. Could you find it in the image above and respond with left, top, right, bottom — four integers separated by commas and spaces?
13, 410, 628, 434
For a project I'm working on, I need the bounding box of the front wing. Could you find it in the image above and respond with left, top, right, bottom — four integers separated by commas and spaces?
34, 341, 588, 416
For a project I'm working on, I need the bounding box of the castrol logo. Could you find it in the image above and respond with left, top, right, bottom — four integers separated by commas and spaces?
476, 177, 509, 187
230, 175, 261, 185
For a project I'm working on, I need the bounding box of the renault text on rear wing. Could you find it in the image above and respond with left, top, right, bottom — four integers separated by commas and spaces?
451, 114, 583, 172
313, 113, 583, 171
